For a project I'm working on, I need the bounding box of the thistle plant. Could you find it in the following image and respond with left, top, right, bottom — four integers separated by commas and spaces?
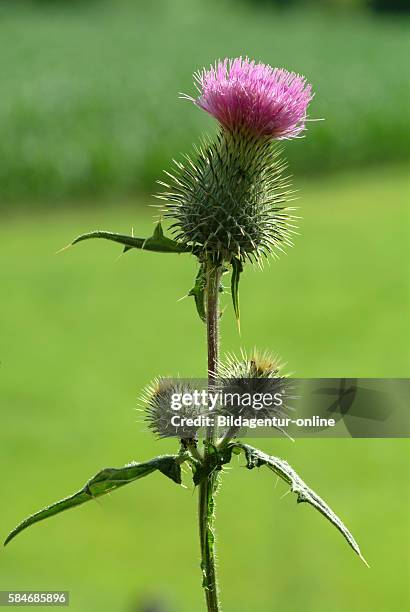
5, 58, 368, 610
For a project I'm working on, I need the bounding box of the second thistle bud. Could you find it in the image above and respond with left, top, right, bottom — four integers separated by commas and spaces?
140, 378, 201, 441
218, 349, 290, 427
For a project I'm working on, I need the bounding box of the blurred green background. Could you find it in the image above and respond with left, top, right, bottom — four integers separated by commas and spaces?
0, 1, 409, 611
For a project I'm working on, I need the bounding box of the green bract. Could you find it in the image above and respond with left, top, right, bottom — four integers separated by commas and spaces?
158, 129, 296, 264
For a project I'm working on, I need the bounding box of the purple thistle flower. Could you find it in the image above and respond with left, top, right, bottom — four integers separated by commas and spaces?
185, 57, 313, 140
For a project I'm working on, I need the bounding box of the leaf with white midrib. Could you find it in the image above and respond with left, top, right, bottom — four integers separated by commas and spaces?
60, 222, 193, 255
4, 455, 182, 546
233, 443, 369, 567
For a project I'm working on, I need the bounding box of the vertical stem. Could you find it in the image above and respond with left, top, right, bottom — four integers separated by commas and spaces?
206, 260, 222, 440
199, 259, 222, 612
199, 471, 219, 612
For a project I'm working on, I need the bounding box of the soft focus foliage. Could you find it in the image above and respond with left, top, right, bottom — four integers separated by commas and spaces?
0, 0, 409, 205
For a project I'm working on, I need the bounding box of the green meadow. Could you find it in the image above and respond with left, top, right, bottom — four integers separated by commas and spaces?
0, 0, 409, 204
1, 0, 409, 609
1, 165, 409, 610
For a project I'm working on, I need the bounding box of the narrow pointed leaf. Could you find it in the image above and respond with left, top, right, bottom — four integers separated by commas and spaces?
232, 443, 368, 566
4, 455, 182, 546
231, 257, 243, 331
152, 221, 165, 241
70, 222, 191, 254
188, 264, 206, 322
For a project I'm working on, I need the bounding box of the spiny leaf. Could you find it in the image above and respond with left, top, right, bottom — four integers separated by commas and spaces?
232, 443, 369, 566
67, 222, 192, 254
188, 264, 207, 322
231, 257, 243, 331
4, 455, 182, 546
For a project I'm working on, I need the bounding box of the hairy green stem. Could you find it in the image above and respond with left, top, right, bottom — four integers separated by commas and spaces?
199, 470, 219, 612
206, 260, 222, 440
198, 260, 222, 612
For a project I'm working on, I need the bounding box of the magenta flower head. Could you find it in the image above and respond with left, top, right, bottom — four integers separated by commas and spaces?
157, 58, 316, 268
187, 57, 313, 140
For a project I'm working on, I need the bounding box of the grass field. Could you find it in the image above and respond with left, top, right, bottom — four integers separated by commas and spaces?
0, 165, 409, 611
0, 0, 409, 205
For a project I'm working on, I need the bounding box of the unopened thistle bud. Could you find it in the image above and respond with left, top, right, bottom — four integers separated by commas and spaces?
220, 349, 284, 380
140, 377, 200, 441
158, 57, 313, 264
218, 349, 290, 425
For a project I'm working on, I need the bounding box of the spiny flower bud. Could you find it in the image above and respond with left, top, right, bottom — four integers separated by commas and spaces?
218, 349, 290, 425
219, 348, 285, 383
140, 377, 200, 440
158, 57, 313, 264
159, 130, 295, 263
